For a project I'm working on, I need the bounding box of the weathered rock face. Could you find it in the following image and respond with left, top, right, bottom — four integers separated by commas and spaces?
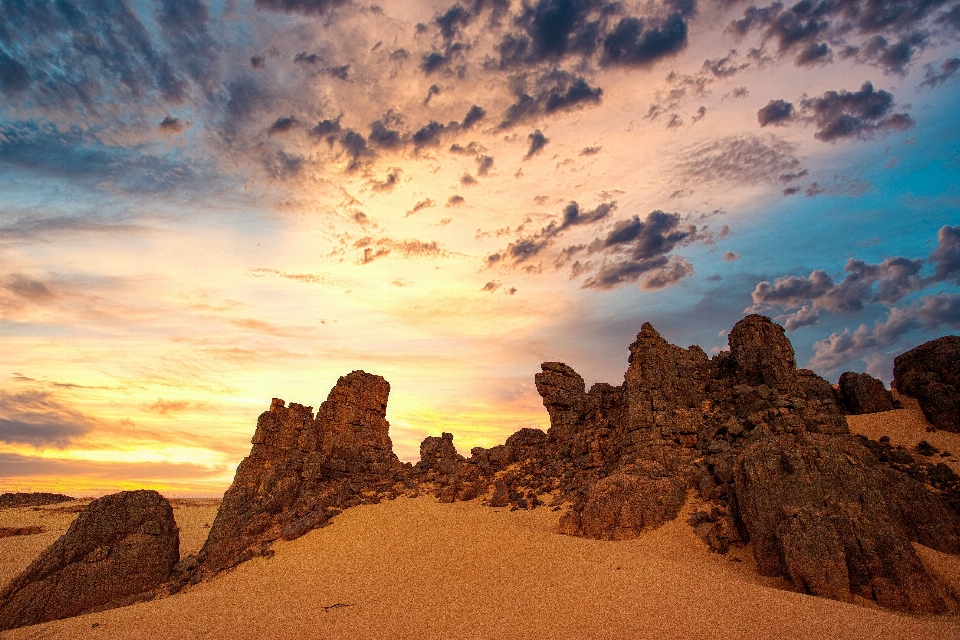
197, 371, 407, 577
734, 433, 960, 612
559, 464, 686, 540
838, 372, 897, 414
728, 314, 797, 389
0, 490, 179, 631
893, 335, 960, 432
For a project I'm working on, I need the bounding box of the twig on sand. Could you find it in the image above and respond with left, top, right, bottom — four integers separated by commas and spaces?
322, 603, 355, 612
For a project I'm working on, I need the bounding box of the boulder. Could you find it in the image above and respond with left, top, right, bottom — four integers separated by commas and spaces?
734, 434, 959, 612
838, 372, 897, 414
559, 465, 686, 540
0, 490, 179, 631
893, 335, 960, 432
728, 314, 797, 390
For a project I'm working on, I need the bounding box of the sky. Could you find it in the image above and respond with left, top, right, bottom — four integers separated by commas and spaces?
1, 0, 959, 496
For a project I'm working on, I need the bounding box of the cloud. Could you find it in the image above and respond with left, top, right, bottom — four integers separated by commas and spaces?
481, 280, 501, 292
757, 99, 794, 126
524, 130, 549, 158
723, 251, 741, 261
0, 389, 96, 447
675, 134, 803, 186
489, 200, 616, 266
799, 82, 914, 142
476, 155, 494, 175
930, 225, 960, 284
499, 71, 602, 128
601, 14, 689, 67
579, 210, 704, 290
353, 236, 451, 264
254, 0, 350, 16
158, 116, 189, 135
729, 0, 948, 73
809, 293, 960, 371
405, 199, 435, 217
2, 274, 56, 303
461, 105, 487, 128
776, 304, 820, 331
640, 256, 694, 290
267, 116, 300, 136
922, 58, 960, 87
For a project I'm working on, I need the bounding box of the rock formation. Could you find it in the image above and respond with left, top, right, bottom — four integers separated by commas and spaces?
837, 371, 897, 414
0, 490, 179, 631
0, 492, 74, 508
194, 371, 408, 579
893, 335, 960, 432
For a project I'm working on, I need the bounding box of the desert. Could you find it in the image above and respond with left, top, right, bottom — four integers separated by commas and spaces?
2, 316, 959, 639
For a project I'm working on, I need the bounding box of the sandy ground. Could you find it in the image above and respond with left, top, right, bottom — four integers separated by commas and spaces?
847, 391, 960, 475
2, 402, 959, 639
2, 494, 958, 640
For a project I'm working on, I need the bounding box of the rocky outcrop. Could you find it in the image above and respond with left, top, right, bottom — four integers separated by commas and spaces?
0, 490, 179, 631
0, 492, 74, 508
195, 371, 407, 579
893, 335, 960, 432
838, 372, 897, 414
734, 433, 960, 612
416, 432, 464, 476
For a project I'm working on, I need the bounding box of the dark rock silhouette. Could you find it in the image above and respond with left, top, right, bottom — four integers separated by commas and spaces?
893, 335, 960, 432
0, 490, 178, 631
0, 492, 74, 508
195, 371, 408, 579
838, 372, 897, 414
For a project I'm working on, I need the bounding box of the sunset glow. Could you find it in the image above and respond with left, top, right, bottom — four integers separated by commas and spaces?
2, 0, 959, 495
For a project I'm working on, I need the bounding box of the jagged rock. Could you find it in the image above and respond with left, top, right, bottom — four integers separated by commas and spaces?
559, 463, 686, 541
838, 372, 897, 414
198, 371, 406, 577
535, 362, 586, 444
728, 314, 798, 390
0, 490, 178, 631
416, 432, 463, 476
734, 433, 960, 612
893, 335, 960, 432
0, 492, 74, 508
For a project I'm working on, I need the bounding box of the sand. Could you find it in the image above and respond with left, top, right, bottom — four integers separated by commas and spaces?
0, 495, 957, 639
2, 403, 960, 639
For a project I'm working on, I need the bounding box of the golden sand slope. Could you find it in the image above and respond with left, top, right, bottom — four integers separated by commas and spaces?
2, 495, 957, 640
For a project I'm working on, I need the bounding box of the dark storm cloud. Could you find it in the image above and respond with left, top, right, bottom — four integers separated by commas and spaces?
921, 57, 960, 86
255, 0, 350, 16
580, 210, 702, 290
675, 135, 803, 185
499, 71, 602, 128
368, 117, 404, 150
0, 389, 96, 447
525, 130, 549, 158
412, 121, 449, 148
261, 149, 304, 178
729, 0, 955, 74
799, 82, 914, 141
